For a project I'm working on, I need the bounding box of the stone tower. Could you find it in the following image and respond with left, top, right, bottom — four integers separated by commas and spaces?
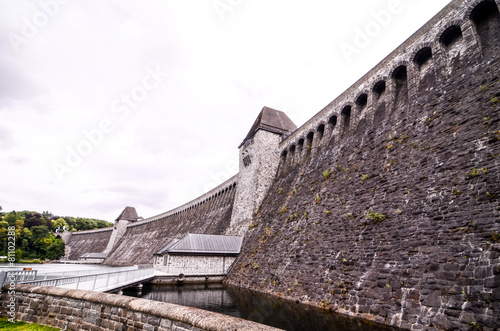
226, 106, 296, 235
103, 206, 140, 255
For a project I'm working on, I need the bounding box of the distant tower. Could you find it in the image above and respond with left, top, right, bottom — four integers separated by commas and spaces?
227, 106, 296, 235
103, 206, 140, 254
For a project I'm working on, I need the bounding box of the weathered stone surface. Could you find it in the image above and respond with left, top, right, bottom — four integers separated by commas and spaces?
104, 177, 238, 266
0, 285, 283, 331
64, 228, 113, 260
55, 0, 500, 330
226, 1, 500, 330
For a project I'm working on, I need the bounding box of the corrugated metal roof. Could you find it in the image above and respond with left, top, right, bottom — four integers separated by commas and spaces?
81, 253, 108, 259
155, 238, 181, 255
157, 234, 243, 255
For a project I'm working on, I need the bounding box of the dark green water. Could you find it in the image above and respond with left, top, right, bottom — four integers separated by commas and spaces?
123, 283, 402, 331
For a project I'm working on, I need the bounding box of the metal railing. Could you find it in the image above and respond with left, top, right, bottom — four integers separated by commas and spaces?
1, 270, 38, 287
21, 268, 155, 292
34, 266, 138, 280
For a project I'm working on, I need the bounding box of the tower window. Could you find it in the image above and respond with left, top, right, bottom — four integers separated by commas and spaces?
243, 155, 252, 167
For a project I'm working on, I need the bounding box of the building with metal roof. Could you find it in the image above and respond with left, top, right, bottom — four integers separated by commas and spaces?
79, 252, 108, 263
154, 234, 243, 276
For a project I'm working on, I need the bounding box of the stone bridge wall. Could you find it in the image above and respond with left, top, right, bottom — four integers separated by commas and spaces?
0, 284, 281, 331
103, 176, 238, 266
227, 0, 500, 330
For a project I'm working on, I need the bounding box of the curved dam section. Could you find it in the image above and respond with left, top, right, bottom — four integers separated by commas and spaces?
103, 176, 238, 266
63, 228, 113, 261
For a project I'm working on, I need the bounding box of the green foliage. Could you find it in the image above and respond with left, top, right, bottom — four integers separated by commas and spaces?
492, 231, 500, 243
322, 169, 332, 180
366, 210, 387, 224
0, 317, 59, 330
486, 192, 497, 200
51, 218, 68, 232
24, 212, 47, 228
361, 174, 370, 182
46, 238, 65, 260
4, 211, 22, 226
31, 226, 49, 241
248, 221, 259, 229
0, 208, 111, 261
14, 249, 22, 262
72, 218, 112, 231
466, 167, 488, 178
470, 321, 483, 330
483, 117, 492, 125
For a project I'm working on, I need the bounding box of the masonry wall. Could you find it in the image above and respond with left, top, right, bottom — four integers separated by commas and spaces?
63, 228, 113, 261
104, 177, 238, 266
227, 0, 500, 330
155, 255, 237, 275
227, 130, 282, 236
0, 285, 281, 331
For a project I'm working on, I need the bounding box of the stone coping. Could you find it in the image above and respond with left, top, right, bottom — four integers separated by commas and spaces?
5, 284, 283, 331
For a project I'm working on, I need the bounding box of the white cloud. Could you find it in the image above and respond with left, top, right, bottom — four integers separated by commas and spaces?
0, 0, 451, 220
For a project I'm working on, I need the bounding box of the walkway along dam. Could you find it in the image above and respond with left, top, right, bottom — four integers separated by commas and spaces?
5, 0, 499, 329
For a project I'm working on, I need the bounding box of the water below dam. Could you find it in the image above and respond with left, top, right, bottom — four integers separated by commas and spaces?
123, 283, 402, 331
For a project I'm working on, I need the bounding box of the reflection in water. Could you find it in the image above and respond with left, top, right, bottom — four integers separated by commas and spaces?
124, 283, 402, 331
129, 283, 239, 317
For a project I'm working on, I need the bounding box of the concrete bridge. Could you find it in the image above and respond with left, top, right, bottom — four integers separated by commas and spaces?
12, 267, 155, 293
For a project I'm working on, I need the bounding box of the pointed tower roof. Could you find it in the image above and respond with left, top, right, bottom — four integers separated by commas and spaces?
240, 106, 297, 147
114, 206, 139, 223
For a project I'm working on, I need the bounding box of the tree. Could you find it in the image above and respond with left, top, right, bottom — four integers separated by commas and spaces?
75, 218, 96, 231
46, 238, 65, 260
52, 218, 68, 232
24, 212, 47, 228
95, 220, 113, 228
0, 221, 9, 229
14, 249, 22, 262
42, 210, 54, 220
33, 237, 52, 258
30, 225, 49, 241
63, 217, 76, 230
15, 219, 24, 229
4, 211, 22, 226
21, 228, 33, 241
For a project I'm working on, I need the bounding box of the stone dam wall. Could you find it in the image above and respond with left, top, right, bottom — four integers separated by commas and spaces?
103, 176, 238, 266
0, 284, 281, 331
54, 0, 500, 329
227, 0, 500, 330
63, 228, 113, 261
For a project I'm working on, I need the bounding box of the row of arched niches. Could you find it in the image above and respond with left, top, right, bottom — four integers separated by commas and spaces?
279, 0, 500, 170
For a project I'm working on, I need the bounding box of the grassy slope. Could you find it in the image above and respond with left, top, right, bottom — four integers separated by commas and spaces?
0, 318, 58, 330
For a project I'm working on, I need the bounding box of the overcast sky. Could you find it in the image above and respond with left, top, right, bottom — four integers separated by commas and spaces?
0, 0, 451, 221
